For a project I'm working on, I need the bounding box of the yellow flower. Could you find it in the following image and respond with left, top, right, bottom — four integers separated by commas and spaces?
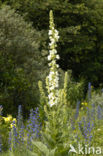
7, 115, 12, 121
81, 102, 88, 106
10, 123, 16, 128
84, 102, 88, 106
12, 118, 17, 123
3, 115, 12, 122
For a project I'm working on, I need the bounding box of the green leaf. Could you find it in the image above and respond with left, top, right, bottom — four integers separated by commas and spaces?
32, 141, 49, 155
42, 132, 56, 148
49, 148, 57, 156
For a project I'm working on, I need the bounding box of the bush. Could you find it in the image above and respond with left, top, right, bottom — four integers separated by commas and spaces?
0, 6, 44, 115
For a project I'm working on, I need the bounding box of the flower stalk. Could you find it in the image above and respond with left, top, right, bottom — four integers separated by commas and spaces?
46, 10, 60, 107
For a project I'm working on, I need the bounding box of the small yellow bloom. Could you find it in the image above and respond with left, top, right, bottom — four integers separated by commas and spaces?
81, 102, 88, 106
12, 118, 17, 123
84, 102, 88, 106
81, 102, 84, 105
10, 123, 16, 128
3, 115, 12, 122
7, 115, 12, 121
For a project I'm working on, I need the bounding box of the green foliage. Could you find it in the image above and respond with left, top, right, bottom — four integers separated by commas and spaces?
28, 105, 74, 156
29, 141, 57, 156
1, 0, 103, 86
0, 118, 9, 151
65, 71, 84, 107
38, 81, 48, 125
93, 121, 103, 147
31, 70, 78, 155
0, 5, 46, 115
89, 91, 103, 107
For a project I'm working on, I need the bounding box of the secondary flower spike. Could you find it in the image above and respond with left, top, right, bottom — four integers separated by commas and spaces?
46, 10, 60, 107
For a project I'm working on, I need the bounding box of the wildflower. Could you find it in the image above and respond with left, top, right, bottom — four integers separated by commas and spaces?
97, 105, 102, 120
75, 101, 80, 119
85, 102, 88, 106
48, 30, 52, 35
88, 82, 91, 101
46, 10, 60, 107
81, 102, 88, 107
17, 105, 23, 127
78, 116, 94, 144
8, 115, 12, 120
27, 108, 41, 150
48, 55, 51, 61
10, 120, 16, 129
9, 121, 18, 151
56, 55, 60, 59
71, 119, 75, 130
18, 123, 24, 144
3, 115, 12, 122
13, 118, 17, 123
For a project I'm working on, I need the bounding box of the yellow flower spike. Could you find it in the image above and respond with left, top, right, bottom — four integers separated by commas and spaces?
81, 102, 84, 105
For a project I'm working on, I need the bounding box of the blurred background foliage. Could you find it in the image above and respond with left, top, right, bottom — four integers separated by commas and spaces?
0, 0, 103, 115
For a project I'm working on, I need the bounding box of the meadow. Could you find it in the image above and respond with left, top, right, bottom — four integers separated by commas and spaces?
0, 10, 103, 156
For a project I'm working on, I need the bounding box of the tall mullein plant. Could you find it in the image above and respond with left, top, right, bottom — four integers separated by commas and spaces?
46, 10, 60, 107
43, 11, 71, 150
28, 11, 73, 156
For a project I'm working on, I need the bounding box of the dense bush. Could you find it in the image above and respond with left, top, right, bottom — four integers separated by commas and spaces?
0, 6, 46, 116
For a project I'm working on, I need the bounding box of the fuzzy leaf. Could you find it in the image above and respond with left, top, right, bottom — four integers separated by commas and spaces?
32, 141, 49, 155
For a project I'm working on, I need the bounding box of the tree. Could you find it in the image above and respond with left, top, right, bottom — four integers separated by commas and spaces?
2, 0, 103, 86
0, 6, 46, 116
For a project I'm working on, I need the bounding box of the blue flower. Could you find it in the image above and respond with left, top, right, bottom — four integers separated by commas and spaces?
78, 116, 94, 144
75, 101, 80, 119
97, 105, 102, 120
88, 82, 91, 101
9, 122, 19, 151
17, 105, 23, 128
26, 108, 41, 150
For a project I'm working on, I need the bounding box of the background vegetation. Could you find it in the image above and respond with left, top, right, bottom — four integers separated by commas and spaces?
0, 0, 103, 116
